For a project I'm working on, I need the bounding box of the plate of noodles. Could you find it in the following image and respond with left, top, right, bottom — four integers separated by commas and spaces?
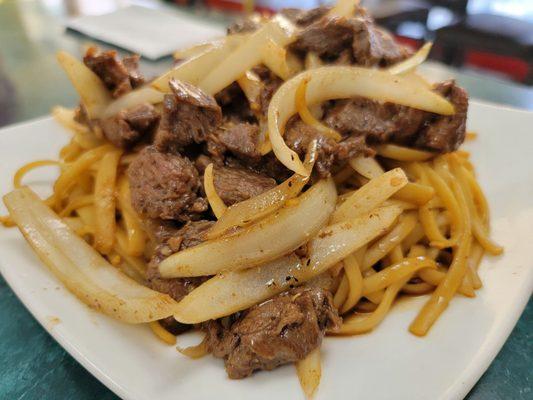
1, 1, 532, 399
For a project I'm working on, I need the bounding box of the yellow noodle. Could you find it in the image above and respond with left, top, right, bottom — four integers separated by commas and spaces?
13, 160, 60, 189
362, 213, 417, 271
117, 177, 147, 257
204, 164, 227, 218
94, 149, 122, 254
339, 254, 363, 314
149, 322, 177, 345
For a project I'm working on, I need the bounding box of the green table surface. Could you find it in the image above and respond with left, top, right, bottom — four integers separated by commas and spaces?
0, 1, 531, 399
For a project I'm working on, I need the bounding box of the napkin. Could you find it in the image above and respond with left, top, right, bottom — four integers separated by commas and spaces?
66, 5, 225, 60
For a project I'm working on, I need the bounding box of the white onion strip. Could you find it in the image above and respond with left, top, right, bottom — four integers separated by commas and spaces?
206, 140, 318, 239
102, 87, 164, 119
173, 205, 402, 324
331, 168, 407, 223
388, 42, 433, 75
159, 178, 337, 278
199, 17, 297, 95
267, 66, 455, 175
56, 51, 111, 119
4, 188, 180, 323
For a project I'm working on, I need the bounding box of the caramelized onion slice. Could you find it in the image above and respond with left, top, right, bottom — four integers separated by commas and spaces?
173, 206, 401, 324
159, 178, 337, 278
332, 168, 408, 223
4, 188, 180, 323
388, 42, 433, 75
56, 51, 111, 119
296, 347, 322, 399
267, 66, 455, 175
206, 141, 318, 239
199, 17, 297, 95
102, 87, 164, 119
151, 35, 246, 92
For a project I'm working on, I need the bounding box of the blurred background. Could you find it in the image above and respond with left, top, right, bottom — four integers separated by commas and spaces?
0, 0, 532, 128
0, 1, 531, 400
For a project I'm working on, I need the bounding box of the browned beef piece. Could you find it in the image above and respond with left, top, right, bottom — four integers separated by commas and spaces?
83, 47, 144, 98
252, 65, 284, 115
99, 103, 159, 148
154, 79, 222, 151
208, 121, 261, 162
205, 287, 341, 379
414, 80, 468, 152
147, 220, 214, 334
291, 13, 410, 66
147, 220, 214, 302
285, 118, 372, 177
128, 146, 207, 221
324, 97, 425, 143
213, 165, 276, 206
292, 17, 354, 58
351, 18, 410, 66
281, 6, 331, 26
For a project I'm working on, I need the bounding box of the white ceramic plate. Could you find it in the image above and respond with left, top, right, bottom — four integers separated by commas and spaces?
1, 101, 532, 400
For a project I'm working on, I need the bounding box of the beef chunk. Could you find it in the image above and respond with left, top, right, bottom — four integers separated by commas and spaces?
208, 121, 261, 162
147, 220, 213, 301
100, 103, 159, 148
351, 18, 410, 66
324, 97, 425, 143
205, 287, 341, 379
154, 79, 222, 151
414, 80, 468, 152
128, 146, 207, 221
285, 118, 371, 177
291, 12, 410, 66
83, 47, 144, 98
292, 17, 355, 58
252, 65, 284, 115
147, 220, 214, 333
212, 165, 276, 206
281, 6, 331, 27
227, 15, 262, 34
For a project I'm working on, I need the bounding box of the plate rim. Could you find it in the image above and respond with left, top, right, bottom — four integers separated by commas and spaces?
1, 104, 532, 400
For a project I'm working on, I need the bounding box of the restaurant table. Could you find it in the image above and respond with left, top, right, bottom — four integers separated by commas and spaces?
0, 1, 531, 399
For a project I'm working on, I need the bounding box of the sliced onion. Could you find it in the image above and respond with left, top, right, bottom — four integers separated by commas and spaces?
349, 156, 385, 179
173, 40, 220, 60
204, 163, 227, 218
262, 39, 303, 80
237, 70, 263, 112
102, 87, 165, 119
56, 51, 111, 119
4, 188, 180, 323
173, 205, 401, 324
206, 140, 318, 239
388, 42, 433, 75
268, 66, 455, 175
199, 17, 297, 95
331, 168, 408, 223
151, 36, 246, 92
159, 178, 337, 278
296, 347, 322, 399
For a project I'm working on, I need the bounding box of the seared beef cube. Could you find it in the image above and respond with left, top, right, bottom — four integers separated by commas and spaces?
212, 165, 276, 206
324, 98, 425, 143
205, 287, 341, 379
227, 17, 262, 35
147, 219, 214, 301
128, 146, 207, 221
285, 118, 371, 177
147, 220, 214, 333
291, 17, 354, 58
280, 6, 331, 27
100, 103, 159, 148
351, 18, 410, 66
208, 121, 261, 162
155, 79, 222, 151
83, 47, 144, 98
291, 12, 410, 66
415, 80, 468, 152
